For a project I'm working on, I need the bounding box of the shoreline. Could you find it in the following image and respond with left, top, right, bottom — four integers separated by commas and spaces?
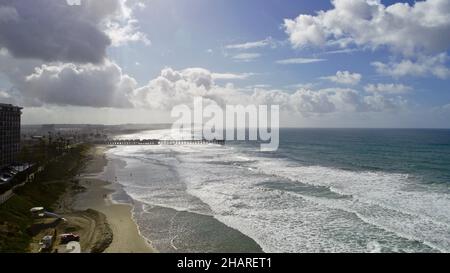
68, 144, 262, 253
71, 146, 156, 253
101, 145, 263, 253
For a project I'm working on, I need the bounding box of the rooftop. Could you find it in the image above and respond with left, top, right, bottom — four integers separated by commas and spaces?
0, 103, 23, 111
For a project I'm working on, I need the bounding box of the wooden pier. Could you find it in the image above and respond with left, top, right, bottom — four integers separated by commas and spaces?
93, 139, 225, 145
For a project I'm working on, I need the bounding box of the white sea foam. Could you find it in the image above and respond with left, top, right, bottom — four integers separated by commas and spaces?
105, 129, 450, 253
252, 158, 450, 224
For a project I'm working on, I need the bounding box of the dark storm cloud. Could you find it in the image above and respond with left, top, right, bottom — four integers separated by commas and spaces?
0, 0, 111, 63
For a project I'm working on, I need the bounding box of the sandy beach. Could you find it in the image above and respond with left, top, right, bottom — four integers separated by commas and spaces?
71, 146, 155, 253
62, 144, 262, 253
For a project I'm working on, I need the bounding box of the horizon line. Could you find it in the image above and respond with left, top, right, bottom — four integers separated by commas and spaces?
20, 123, 450, 130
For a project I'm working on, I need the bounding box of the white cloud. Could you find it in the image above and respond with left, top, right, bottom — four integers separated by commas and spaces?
372, 53, 450, 79
226, 37, 275, 50
105, 19, 151, 47
212, 72, 255, 80
66, 0, 81, 6
21, 60, 136, 108
100, 0, 150, 47
320, 70, 362, 85
284, 14, 326, 48
252, 87, 406, 115
132, 67, 241, 109
321, 48, 361, 55
288, 83, 317, 89
232, 53, 261, 62
246, 84, 272, 89
0, 89, 11, 99
362, 93, 407, 112
364, 83, 412, 94
276, 58, 325, 64
1, 49, 136, 108
132, 67, 406, 115
283, 0, 450, 55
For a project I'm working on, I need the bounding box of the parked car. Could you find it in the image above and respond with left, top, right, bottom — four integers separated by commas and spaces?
60, 233, 80, 244
0, 173, 13, 183
0, 178, 10, 184
30, 207, 45, 218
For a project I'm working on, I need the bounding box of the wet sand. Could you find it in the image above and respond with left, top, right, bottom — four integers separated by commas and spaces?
71, 145, 262, 253
72, 146, 155, 253
133, 204, 263, 253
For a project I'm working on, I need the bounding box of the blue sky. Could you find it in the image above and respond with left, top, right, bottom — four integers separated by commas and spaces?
112, 0, 447, 103
0, 0, 449, 127
111, 0, 371, 86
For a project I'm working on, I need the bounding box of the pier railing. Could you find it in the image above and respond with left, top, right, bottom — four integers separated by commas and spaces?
92, 139, 225, 145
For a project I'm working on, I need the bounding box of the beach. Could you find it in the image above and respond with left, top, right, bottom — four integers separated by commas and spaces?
70, 146, 155, 253
19, 128, 450, 253
58, 128, 450, 253
101, 128, 450, 253
58, 143, 262, 253
96, 130, 264, 253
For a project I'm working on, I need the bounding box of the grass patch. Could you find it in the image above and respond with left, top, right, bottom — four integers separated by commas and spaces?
0, 144, 90, 252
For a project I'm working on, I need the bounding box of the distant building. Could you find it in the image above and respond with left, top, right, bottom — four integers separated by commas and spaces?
0, 103, 22, 168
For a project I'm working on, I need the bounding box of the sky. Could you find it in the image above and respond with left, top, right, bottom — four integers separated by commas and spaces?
0, 0, 449, 127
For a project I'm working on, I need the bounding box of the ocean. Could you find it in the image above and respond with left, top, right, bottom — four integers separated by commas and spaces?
99, 128, 450, 253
